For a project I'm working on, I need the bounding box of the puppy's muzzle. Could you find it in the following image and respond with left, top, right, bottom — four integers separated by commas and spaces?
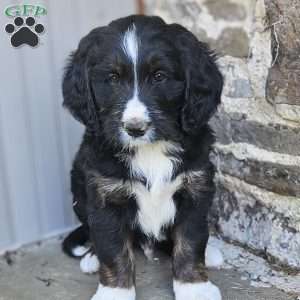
123, 118, 151, 138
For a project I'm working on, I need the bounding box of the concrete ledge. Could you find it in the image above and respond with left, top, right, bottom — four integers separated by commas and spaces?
0, 238, 296, 300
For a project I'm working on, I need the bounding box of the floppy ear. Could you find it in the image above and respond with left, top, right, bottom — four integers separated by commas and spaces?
171, 25, 223, 135
62, 31, 100, 129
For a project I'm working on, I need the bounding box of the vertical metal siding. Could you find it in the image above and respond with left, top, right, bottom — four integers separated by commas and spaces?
0, 0, 135, 252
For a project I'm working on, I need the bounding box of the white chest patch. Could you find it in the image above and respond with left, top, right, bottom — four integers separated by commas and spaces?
129, 142, 182, 239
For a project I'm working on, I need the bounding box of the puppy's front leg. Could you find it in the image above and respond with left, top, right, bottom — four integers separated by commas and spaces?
88, 207, 135, 300
172, 210, 221, 300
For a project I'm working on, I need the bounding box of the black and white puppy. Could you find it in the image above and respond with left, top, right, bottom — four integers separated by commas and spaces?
62, 15, 223, 300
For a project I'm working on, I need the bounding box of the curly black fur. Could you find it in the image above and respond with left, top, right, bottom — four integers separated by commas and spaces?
62, 14, 223, 297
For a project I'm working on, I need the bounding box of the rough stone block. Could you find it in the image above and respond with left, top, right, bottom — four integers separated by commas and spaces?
211, 174, 300, 268
147, 0, 253, 58
216, 28, 250, 58
265, 0, 300, 122
204, 0, 247, 21
219, 57, 253, 98
211, 109, 300, 155
211, 144, 300, 197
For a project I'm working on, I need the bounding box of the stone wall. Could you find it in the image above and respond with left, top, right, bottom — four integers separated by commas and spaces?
146, 0, 300, 269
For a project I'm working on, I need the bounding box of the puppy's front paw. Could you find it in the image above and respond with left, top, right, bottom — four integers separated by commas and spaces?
80, 252, 100, 274
91, 284, 136, 300
173, 280, 222, 300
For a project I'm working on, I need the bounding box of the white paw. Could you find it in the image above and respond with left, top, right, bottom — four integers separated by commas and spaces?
80, 252, 100, 274
174, 280, 222, 300
205, 245, 224, 268
72, 245, 89, 257
91, 284, 136, 300
141, 244, 154, 261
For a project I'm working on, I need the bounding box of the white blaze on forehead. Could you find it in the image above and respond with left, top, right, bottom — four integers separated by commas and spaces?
121, 24, 149, 123
122, 24, 138, 65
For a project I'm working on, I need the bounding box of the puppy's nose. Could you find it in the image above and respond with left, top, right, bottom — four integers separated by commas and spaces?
123, 119, 151, 137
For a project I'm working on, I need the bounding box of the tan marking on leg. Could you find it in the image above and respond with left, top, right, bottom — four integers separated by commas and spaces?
99, 239, 135, 289
173, 229, 208, 283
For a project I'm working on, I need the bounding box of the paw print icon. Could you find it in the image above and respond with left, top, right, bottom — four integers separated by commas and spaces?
5, 17, 44, 47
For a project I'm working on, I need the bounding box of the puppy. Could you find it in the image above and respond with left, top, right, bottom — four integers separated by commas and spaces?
62, 15, 223, 300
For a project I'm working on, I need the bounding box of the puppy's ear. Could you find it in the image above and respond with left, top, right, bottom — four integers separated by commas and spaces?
62, 30, 100, 129
171, 24, 223, 135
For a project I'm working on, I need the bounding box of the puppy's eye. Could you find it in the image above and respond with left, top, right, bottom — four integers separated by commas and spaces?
152, 71, 167, 83
108, 72, 120, 83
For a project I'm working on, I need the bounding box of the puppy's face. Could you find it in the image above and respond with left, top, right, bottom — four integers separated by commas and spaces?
63, 16, 223, 148
88, 23, 185, 147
